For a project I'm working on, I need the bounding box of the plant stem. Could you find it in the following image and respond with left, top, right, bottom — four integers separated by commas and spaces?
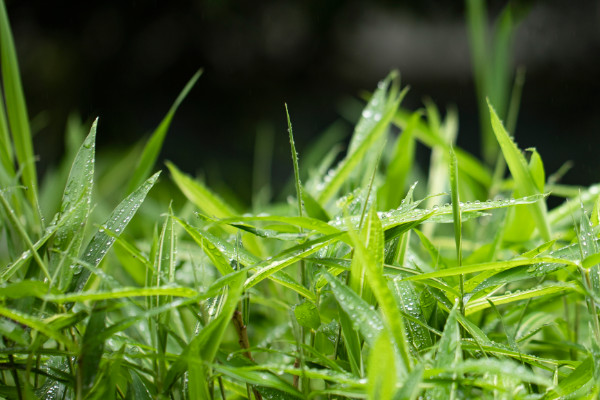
232, 308, 262, 400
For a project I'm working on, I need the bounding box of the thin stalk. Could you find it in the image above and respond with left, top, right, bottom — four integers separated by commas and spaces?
285, 104, 311, 394
449, 147, 464, 316
232, 308, 262, 400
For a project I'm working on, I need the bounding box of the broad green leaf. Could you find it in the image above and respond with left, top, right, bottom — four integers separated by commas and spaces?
324, 271, 384, 346
293, 300, 320, 330
390, 279, 433, 351
127, 70, 201, 193
367, 330, 397, 400
0, 280, 59, 299
528, 148, 545, 192
0, 318, 28, 345
349, 208, 411, 373
51, 119, 97, 290
487, 100, 551, 241
427, 306, 461, 399
67, 171, 160, 294
0, 0, 38, 210
301, 188, 330, 222
544, 356, 594, 399
0, 305, 75, 348
78, 303, 106, 394
394, 365, 423, 400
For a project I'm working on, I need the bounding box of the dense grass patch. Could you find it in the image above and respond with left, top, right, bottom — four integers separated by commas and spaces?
1, 1, 599, 399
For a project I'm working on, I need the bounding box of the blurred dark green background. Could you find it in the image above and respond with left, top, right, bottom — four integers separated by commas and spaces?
5, 0, 600, 203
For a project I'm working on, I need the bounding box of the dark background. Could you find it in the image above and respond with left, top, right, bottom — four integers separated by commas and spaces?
5, 0, 600, 203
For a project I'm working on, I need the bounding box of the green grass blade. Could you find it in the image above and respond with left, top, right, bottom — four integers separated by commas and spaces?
217, 214, 341, 236
449, 146, 464, 316
0, 85, 14, 180
390, 279, 433, 351
487, 99, 551, 241
164, 272, 245, 396
51, 119, 97, 289
0, 0, 38, 211
367, 330, 397, 400
325, 270, 384, 345
316, 77, 404, 204
77, 303, 106, 395
285, 103, 303, 218
167, 161, 237, 218
178, 217, 316, 301
67, 171, 161, 293
378, 111, 419, 210
0, 305, 75, 348
428, 305, 461, 399
127, 69, 201, 193
403, 256, 577, 282
544, 356, 594, 399
465, 282, 576, 315
0, 190, 50, 280
348, 207, 411, 373
212, 364, 303, 398
394, 364, 423, 400
244, 232, 344, 289
45, 286, 198, 303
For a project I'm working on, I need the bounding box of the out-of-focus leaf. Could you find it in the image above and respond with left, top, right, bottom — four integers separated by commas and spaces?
127, 70, 201, 193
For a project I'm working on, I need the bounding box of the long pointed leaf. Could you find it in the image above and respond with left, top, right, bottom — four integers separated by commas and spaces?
67, 172, 160, 293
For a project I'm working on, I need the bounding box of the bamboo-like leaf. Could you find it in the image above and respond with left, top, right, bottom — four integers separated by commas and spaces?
316, 75, 404, 204
427, 305, 461, 399
51, 119, 97, 290
78, 303, 106, 394
324, 271, 384, 346
177, 217, 315, 300
390, 279, 433, 351
216, 214, 340, 236
0, 306, 75, 348
348, 208, 411, 373
127, 70, 201, 193
403, 256, 577, 282
487, 99, 551, 241
67, 172, 160, 294
378, 111, 419, 210
163, 272, 245, 396
367, 330, 397, 400
244, 232, 343, 289
465, 282, 576, 315
544, 356, 594, 399
212, 364, 303, 398
45, 286, 198, 303
167, 161, 236, 218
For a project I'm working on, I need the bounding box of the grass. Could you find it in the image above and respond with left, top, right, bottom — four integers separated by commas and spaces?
1, 0, 600, 399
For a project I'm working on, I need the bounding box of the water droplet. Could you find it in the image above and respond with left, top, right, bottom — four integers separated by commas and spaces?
362, 109, 373, 119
